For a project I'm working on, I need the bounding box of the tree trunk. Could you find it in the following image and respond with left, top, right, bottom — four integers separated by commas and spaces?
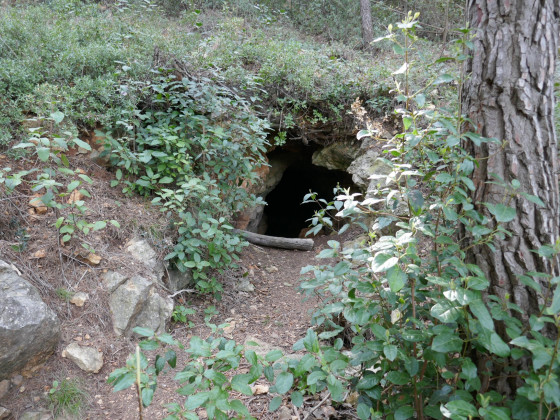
462, 0, 559, 318
360, 0, 374, 49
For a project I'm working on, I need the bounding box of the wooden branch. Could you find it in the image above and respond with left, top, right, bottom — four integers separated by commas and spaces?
234, 229, 314, 251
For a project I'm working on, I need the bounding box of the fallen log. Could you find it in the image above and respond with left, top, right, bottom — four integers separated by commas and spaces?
234, 229, 314, 251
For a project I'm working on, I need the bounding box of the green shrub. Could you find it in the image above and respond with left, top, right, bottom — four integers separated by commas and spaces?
105, 69, 269, 293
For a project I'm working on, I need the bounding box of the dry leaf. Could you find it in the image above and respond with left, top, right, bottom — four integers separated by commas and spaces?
30, 249, 47, 259
251, 384, 269, 395
28, 195, 47, 214
67, 190, 83, 204
86, 253, 102, 265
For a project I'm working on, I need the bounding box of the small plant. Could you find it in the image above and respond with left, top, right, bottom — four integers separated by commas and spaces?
55, 288, 74, 302
172, 305, 196, 325
48, 378, 88, 417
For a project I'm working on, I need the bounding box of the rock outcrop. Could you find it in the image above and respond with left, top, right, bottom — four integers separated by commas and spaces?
0, 260, 60, 380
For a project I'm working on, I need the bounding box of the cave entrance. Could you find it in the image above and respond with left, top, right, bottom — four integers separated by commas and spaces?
261, 144, 355, 238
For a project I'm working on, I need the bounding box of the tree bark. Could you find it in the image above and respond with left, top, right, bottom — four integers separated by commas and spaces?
462, 0, 559, 318
360, 0, 374, 49
234, 229, 314, 251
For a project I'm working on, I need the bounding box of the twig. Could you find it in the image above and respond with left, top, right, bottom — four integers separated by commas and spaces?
293, 405, 301, 420
302, 392, 330, 420
168, 288, 197, 298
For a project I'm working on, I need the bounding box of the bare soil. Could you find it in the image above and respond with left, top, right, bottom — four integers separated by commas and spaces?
0, 154, 358, 420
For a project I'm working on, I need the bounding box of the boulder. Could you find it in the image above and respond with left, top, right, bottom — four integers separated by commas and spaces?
347, 149, 393, 190
167, 268, 193, 293
0, 406, 10, 419
62, 343, 103, 373
0, 260, 60, 380
312, 142, 360, 171
101, 271, 127, 293
125, 237, 164, 282
109, 276, 153, 336
134, 293, 173, 335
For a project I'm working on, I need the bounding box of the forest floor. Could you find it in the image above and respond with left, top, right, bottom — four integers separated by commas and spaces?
0, 153, 358, 419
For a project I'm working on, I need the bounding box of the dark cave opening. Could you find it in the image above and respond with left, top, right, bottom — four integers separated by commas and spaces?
262, 146, 356, 238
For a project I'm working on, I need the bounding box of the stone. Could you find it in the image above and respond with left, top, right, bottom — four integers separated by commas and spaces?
134, 293, 173, 336
70, 292, 88, 307
0, 406, 10, 419
109, 276, 153, 336
312, 142, 360, 171
19, 409, 51, 420
167, 268, 193, 293
347, 149, 392, 190
0, 260, 60, 380
265, 265, 278, 273
236, 280, 255, 293
101, 271, 127, 293
0, 380, 9, 399
62, 343, 103, 373
125, 237, 164, 282
277, 406, 292, 420
11, 374, 23, 387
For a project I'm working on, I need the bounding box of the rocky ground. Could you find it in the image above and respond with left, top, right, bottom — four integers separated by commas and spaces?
0, 153, 362, 419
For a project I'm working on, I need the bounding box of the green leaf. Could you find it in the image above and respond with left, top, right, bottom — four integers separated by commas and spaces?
185, 393, 209, 410
394, 405, 414, 420
383, 344, 398, 361
479, 406, 511, 420
274, 372, 293, 395
291, 391, 303, 407
387, 266, 407, 292
37, 147, 50, 162
93, 221, 107, 231
548, 287, 560, 315
67, 180, 80, 192
111, 372, 135, 391
469, 299, 494, 330
159, 176, 174, 184
386, 371, 410, 385
431, 301, 461, 323
72, 138, 92, 151
231, 374, 253, 395
133, 327, 154, 337
269, 396, 282, 412
265, 349, 283, 362
357, 403, 372, 420
327, 374, 344, 402
371, 253, 398, 273
433, 73, 454, 85
446, 400, 478, 417
485, 203, 516, 222
432, 333, 462, 353
50, 111, 64, 124
307, 371, 326, 385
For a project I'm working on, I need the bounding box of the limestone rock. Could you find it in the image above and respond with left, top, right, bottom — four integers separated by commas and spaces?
101, 271, 127, 293
134, 293, 173, 336
70, 292, 88, 307
0, 406, 10, 419
236, 280, 255, 293
125, 237, 164, 282
62, 343, 103, 373
167, 268, 193, 293
0, 380, 9, 400
109, 276, 153, 336
0, 260, 60, 380
312, 142, 360, 171
347, 149, 392, 190
19, 409, 51, 420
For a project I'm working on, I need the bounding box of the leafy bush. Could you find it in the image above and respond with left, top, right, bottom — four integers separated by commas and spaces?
105, 69, 269, 293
